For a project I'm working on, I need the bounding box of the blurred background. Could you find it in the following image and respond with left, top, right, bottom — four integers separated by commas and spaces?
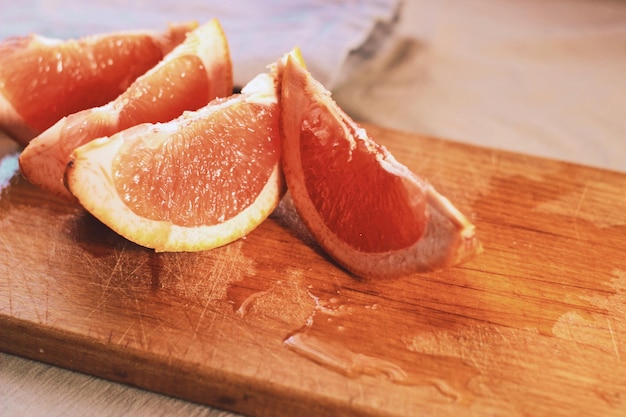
2, 1, 625, 416
2, 0, 625, 172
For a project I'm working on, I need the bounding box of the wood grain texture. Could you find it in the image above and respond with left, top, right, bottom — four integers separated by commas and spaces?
1, 123, 625, 417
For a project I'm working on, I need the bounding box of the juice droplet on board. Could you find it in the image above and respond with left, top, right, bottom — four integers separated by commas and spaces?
284, 331, 464, 403
280, 290, 475, 403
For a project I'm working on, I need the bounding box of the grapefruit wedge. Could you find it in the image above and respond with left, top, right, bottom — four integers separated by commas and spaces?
19, 18, 233, 200
65, 72, 283, 252
0, 21, 196, 145
279, 56, 481, 278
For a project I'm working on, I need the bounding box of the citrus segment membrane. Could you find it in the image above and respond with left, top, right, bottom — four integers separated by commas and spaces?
113, 99, 279, 227
114, 17, 234, 126
65, 73, 283, 252
279, 56, 481, 278
116, 55, 211, 127
0, 22, 196, 144
299, 105, 428, 252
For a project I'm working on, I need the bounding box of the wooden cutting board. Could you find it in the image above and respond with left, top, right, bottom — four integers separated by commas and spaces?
1, 124, 625, 417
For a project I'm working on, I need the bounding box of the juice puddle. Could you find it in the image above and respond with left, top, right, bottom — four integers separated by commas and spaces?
235, 289, 271, 318
284, 331, 464, 402
227, 270, 317, 328
284, 331, 407, 381
280, 290, 477, 404
229, 275, 478, 404
227, 237, 479, 406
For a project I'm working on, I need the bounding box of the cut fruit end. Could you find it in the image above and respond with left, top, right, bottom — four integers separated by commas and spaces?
160, 21, 200, 54
0, 22, 199, 145
273, 46, 306, 72
19, 18, 233, 201
66, 73, 284, 252
279, 55, 481, 278
270, 47, 307, 99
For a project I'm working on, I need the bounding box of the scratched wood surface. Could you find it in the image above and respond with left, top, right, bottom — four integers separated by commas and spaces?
1, 124, 625, 417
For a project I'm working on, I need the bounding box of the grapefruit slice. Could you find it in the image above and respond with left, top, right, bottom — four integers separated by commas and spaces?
65, 72, 283, 252
0, 21, 196, 145
279, 56, 481, 278
19, 18, 233, 200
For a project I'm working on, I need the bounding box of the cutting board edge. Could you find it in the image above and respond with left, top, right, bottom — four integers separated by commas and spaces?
0, 314, 389, 417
